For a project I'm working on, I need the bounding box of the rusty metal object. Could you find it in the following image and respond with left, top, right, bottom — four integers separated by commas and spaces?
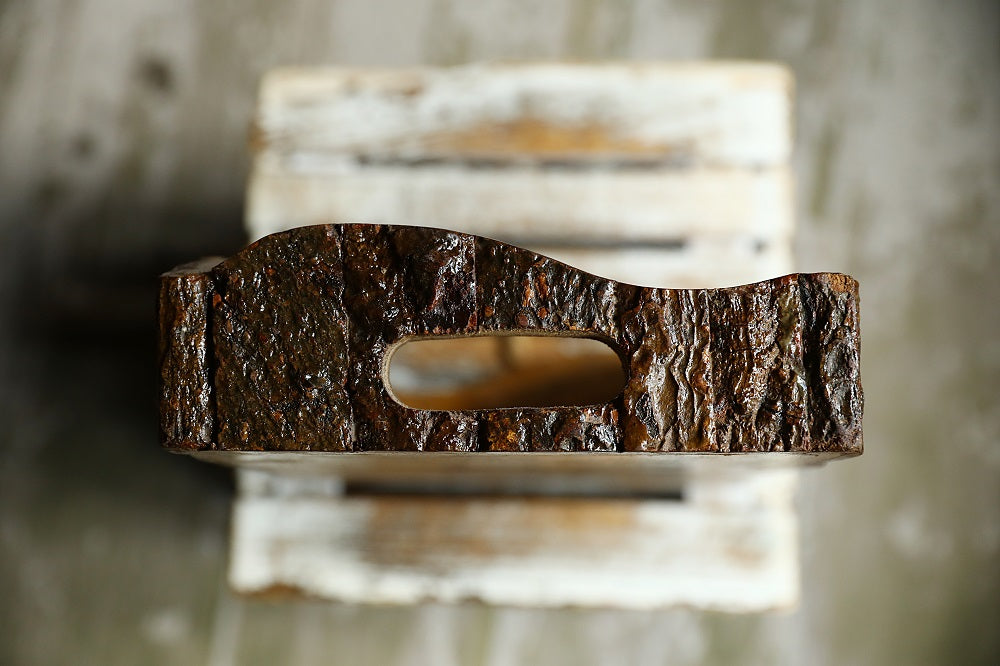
158, 224, 863, 455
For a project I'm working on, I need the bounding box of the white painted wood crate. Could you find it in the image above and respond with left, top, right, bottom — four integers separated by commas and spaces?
235, 63, 800, 611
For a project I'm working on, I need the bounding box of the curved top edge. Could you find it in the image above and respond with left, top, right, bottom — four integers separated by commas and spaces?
214, 223, 857, 294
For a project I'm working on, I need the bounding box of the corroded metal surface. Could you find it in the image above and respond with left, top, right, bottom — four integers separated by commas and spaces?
158, 224, 863, 455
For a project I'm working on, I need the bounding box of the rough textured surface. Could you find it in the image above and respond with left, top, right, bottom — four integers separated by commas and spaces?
161, 224, 862, 455
341, 225, 479, 452
212, 226, 352, 451
481, 406, 620, 452
620, 287, 715, 452
157, 258, 220, 450
475, 236, 624, 336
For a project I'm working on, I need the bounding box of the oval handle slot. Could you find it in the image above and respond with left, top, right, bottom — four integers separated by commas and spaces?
387, 335, 626, 411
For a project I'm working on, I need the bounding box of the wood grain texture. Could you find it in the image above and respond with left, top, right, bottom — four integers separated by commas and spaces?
253, 64, 791, 166
247, 164, 793, 244
229, 473, 800, 611
246, 64, 793, 245
160, 223, 863, 456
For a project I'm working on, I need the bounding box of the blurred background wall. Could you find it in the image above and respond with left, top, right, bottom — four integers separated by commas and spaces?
0, 1, 997, 664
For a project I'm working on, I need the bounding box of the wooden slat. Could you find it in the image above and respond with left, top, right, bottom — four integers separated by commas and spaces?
229, 468, 799, 611
246, 165, 792, 244
247, 64, 793, 246
254, 64, 791, 167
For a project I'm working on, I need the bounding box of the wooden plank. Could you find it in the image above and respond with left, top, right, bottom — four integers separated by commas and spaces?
247, 64, 793, 245
253, 64, 792, 167
246, 165, 792, 244
229, 468, 799, 611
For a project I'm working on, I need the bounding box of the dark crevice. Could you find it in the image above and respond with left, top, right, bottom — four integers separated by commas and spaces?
344, 481, 684, 502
